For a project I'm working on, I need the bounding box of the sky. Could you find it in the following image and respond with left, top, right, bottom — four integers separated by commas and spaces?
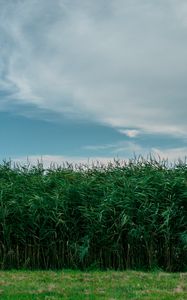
0, 0, 187, 166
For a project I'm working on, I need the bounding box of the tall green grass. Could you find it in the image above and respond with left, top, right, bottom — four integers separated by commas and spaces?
0, 157, 187, 271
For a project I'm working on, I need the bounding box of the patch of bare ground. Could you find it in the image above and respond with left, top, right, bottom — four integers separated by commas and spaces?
0, 280, 11, 286
174, 273, 187, 293
28, 283, 59, 294
158, 272, 173, 277
139, 289, 174, 295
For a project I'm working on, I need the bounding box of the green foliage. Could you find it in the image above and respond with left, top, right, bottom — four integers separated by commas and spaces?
0, 157, 187, 271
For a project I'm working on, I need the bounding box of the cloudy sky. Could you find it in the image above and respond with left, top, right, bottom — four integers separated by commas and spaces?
0, 0, 187, 166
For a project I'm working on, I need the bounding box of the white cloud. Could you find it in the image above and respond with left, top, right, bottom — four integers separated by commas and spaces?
83, 144, 116, 151
118, 129, 139, 138
172, 0, 187, 27
152, 147, 187, 162
83, 141, 146, 160
83, 141, 187, 162
10, 145, 187, 169
83, 140, 143, 154
0, 0, 187, 136
11, 155, 118, 168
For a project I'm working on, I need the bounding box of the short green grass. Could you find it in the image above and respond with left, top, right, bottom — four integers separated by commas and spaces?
0, 270, 186, 299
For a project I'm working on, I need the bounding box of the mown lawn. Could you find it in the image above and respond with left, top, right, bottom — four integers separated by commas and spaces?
0, 270, 186, 299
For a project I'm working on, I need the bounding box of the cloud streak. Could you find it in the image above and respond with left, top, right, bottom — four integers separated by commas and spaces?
11, 154, 118, 169
10, 145, 187, 169
0, 0, 187, 136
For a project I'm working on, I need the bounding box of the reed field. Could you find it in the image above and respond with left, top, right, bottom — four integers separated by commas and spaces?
0, 157, 187, 271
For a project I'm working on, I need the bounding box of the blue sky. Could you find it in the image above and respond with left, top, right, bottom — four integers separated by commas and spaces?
0, 0, 187, 166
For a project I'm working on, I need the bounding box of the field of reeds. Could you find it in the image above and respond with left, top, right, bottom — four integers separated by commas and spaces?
0, 157, 187, 271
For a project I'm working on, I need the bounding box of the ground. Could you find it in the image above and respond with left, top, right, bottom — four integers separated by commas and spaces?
0, 270, 186, 299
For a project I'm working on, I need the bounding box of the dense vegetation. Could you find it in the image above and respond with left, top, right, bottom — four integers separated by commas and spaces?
0, 157, 187, 271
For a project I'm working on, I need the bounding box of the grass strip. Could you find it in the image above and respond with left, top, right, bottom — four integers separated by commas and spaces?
0, 270, 187, 299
